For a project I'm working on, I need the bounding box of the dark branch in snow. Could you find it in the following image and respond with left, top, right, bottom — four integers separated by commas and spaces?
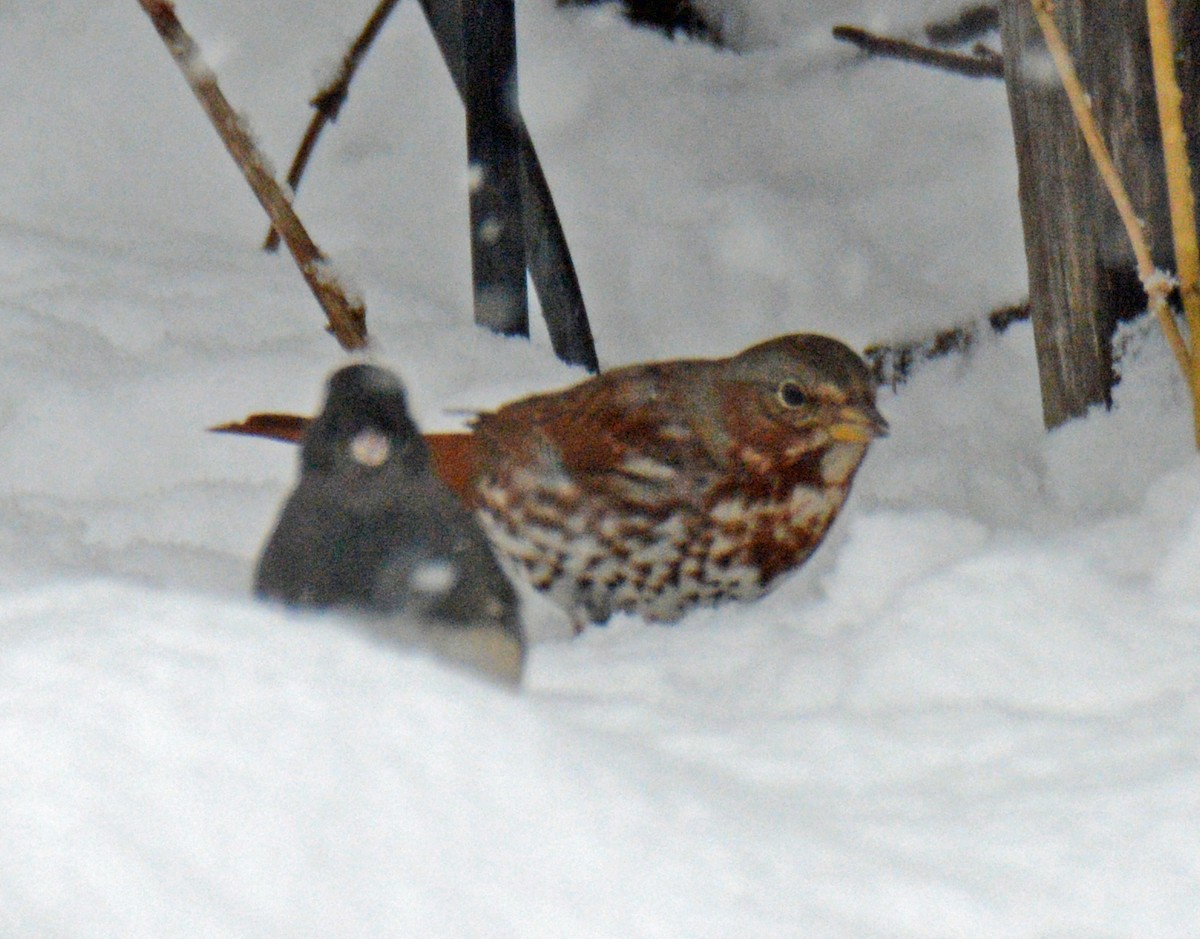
924, 4, 1000, 47
832, 25, 1004, 80
134, 0, 368, 350
558, 0, 720, 46
263, 0, 402, 252
864, 301, 1029, 389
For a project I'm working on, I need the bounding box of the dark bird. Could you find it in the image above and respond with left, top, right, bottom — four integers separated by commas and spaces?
226, 334, 886, 631
255, 363, 524, 685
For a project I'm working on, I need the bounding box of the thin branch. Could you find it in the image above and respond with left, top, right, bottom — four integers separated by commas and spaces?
1029, 0, 1190, 380
135, 0, 368, 350
263, 0, 401, 252
1146, 0, 1200, 444
831, 25, 1004, 80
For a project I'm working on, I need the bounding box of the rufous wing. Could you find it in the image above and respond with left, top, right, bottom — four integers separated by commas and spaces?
422, 431, 479, 504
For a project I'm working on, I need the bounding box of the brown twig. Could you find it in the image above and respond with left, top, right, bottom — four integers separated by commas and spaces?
832, 25, 1004, 80
263, 0, 401, 252
135, 0, 368, 350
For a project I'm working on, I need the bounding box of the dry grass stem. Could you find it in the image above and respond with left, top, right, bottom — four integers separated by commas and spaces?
1029, 0, 1190, 383
1146, 0, 1200, 443
136, 0, 368, 350
1147, 0, 1200, 322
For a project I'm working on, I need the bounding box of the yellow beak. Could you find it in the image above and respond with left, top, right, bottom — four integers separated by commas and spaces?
829, 404, 889, 443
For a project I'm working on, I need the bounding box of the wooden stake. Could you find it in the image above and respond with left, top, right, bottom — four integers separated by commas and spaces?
1029, 0, 1190, 381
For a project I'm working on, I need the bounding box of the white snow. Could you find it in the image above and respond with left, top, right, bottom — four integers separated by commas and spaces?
0, 0, 1197, 936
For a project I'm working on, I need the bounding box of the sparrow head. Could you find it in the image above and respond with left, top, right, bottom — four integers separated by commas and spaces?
721, 333, 888, 448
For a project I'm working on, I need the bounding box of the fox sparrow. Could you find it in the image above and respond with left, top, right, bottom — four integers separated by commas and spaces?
225, 334, 885, 630
255, 364, 524, 685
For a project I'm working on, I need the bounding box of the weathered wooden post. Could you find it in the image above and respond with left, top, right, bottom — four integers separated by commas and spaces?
998, 0, 1182, 427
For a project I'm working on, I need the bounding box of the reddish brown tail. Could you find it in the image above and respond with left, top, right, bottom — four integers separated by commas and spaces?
212, 413, 478, 503
211, 413, 311, 443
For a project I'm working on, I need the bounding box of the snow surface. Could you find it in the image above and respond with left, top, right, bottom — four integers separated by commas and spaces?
1, 0, 1198, 935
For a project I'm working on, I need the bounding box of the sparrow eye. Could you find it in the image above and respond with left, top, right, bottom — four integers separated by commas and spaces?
777, 382, 809, 408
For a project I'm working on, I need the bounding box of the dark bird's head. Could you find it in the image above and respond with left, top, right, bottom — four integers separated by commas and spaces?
301, 363, 431, 478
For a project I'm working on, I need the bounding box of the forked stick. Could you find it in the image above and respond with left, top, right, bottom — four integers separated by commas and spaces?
263, 0, 402, 252
135, 0, 368, 350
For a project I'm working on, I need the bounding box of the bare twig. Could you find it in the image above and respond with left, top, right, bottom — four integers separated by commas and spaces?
1029, 0, 1190, 383
1146, 0, 1200, 443
135, 0, 368, 350
832, 25, 1003, 80
263, 0, 401, 252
